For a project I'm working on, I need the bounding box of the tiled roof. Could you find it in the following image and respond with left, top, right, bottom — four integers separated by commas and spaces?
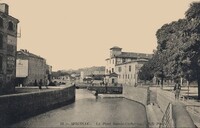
116, 59, 148, 66
115, 52, 152, 59
17, 50, 45, 60
105, 72, 118, 77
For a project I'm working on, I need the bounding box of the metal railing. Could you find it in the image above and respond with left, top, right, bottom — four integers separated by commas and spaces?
186, 105, 200, 118
159, 103, 174, 128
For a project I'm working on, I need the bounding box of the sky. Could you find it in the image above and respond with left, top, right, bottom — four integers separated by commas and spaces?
0, 0, 198, 71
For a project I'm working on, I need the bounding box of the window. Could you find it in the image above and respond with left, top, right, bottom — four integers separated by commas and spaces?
118, 67, 121, 72
0, 17, 3, 28
106, 69, 108, 73
129, 65, 131, 72
7, 45, 14, 54
0, 34, 3, 49
112, 68, 114, 73
113, 59, 115, 64
118, 75, 121, 79
128, 74, 129, 79
8, 21, 14, 31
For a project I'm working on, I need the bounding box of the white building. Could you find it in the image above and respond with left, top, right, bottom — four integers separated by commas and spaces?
116, 59, 148, 86
105, 46, 152, 85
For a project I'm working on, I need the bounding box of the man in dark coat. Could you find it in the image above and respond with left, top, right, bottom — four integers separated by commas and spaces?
39, 79, 43, 89
174, 80, 181, 100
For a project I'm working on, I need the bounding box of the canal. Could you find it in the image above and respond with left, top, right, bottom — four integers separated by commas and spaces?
11, 89, 148, 128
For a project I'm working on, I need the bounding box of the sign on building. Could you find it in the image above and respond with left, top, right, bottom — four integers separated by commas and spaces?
16, 59, 28, 77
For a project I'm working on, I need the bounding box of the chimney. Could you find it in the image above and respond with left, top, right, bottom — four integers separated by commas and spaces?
0, 3, 9, 15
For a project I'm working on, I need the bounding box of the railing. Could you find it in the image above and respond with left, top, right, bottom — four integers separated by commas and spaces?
159, 103, 174, 128
87, 86, 123, 94
186, 105, 200, 118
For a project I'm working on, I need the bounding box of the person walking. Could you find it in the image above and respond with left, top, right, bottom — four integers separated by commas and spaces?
174, 80, 181, 100
39, 79, 43, 90
34, 80, 38, 86
46, 79, 49, 89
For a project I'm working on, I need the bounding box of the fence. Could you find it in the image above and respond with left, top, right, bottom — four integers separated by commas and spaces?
160, 103, 174, 128
87, 86, 123, 94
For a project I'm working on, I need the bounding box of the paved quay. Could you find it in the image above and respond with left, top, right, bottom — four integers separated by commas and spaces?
97, 85, 200, 127
155, 86, 200, 127
14, 84, 69, 93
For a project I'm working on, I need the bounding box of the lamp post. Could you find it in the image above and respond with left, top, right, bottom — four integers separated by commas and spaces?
187, 80, 189, 99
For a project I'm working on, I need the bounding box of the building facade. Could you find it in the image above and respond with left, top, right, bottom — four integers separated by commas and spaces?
105, 46, 152, 85
16, 49, 47, 86
0, 3, 19, 94
80, 70, 105, 82
116, 60, 148, 86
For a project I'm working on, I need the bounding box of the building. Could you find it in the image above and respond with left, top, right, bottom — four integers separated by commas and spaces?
80, 70, 105, 82
116, 59, 148, 86
0, 3, 19, 95
105, 46, 152, 85
16, 49, 47, 86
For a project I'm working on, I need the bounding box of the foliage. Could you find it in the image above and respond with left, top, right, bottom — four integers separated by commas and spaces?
146, 1, 200, 98
138, 61, 154, 82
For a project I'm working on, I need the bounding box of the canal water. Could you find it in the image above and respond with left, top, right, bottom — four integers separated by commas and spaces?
11, 89, 148, 128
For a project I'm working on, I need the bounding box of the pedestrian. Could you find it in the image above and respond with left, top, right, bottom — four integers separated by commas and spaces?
39, 79, 43, 89
105, 83, 108, 93
158, 80, 160, 85
45, 79, 49, 89
174, 80, 181, 100
95, 90, 98, 98
34, 80, 38, 86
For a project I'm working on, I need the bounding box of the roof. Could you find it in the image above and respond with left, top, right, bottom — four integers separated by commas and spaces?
110, 46, 122, 50
17, 49, 45, 60
0, 3, 20, 23
115, 52, 152, 59
105, 72, 118, 77
116, 59, 148, 66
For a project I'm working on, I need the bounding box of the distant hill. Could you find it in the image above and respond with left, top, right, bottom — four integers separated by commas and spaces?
77, 66, 105, 74
53, 66, 105, 77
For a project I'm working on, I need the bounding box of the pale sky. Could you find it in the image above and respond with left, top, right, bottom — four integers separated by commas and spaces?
0, 0, 197, 71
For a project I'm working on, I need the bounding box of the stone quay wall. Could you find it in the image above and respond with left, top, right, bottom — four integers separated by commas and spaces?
87, 86, 123, 94
123, 86, 149, 105
0, 85, 75, 127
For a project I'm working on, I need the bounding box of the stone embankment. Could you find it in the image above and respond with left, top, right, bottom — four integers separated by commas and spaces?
97, 85, 148, 105
0, 85, 75, 127
98, 85, 196, 128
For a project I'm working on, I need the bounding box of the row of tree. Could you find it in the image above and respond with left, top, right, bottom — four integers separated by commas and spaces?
138, 2, 200, 99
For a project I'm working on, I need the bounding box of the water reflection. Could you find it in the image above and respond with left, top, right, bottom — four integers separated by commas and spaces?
11, 89, 147, 128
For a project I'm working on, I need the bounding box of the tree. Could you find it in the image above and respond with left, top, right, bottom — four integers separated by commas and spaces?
185, 2, 200, 20
138, 61, 154, 84
155, 2, 200, 99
